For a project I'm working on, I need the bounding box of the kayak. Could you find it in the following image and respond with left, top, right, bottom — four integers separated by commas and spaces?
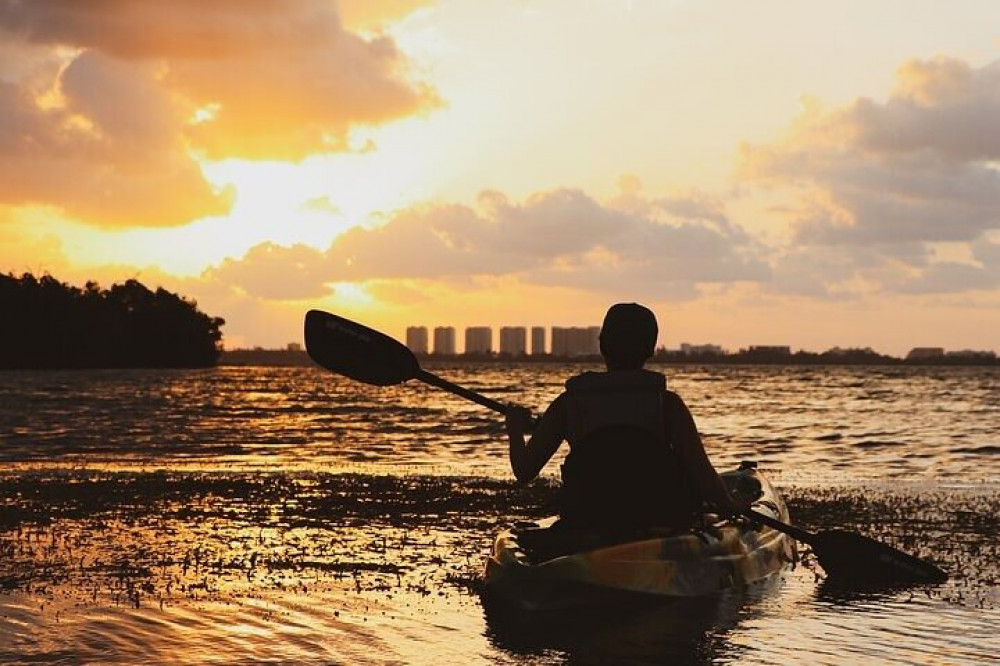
483, 462, 796, 612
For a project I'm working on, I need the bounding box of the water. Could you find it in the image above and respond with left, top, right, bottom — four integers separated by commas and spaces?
1, 364, 998, 664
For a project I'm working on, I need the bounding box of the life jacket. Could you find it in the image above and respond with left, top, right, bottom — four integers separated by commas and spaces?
560, 369, 697, 529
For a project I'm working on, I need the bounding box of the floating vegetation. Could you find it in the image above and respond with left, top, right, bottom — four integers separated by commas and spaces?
0, 472, 557, 612
0, 471, 996, 613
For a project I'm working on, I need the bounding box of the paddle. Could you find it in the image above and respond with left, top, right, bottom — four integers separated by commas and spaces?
304, 309, 947, 586
303, 309, 515, 417
742, 508, 947, 585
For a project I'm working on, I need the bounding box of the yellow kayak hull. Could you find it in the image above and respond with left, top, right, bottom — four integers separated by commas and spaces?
484, 466, 795, 611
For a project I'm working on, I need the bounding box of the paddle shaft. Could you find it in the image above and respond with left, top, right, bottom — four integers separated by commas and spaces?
742, 508, 816, 545
417, 369, 509, 415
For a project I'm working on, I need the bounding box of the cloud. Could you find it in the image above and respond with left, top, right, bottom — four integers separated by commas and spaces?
742, 56, 1000, 246
207, 242, 335, 300
0, 51, 234, 227
890, 236, 1000, 295
207, 187, 768, 301
0, 1, 427, 61
0, 0, 437, 225
894, 260, 999, 295
330, 189, 768, 285
861, 57, 1000, 161
173, 31, 437, 161
973, 235, 1000, 268
611, 179, 732, 229
740, 55, 1000, 297
0, 0, 438, 158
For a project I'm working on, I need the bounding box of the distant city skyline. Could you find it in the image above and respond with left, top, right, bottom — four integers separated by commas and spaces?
400, 323, 997, 359
223, 341, 998, 366
405, 324, 604, 356
433, 326, 456, 356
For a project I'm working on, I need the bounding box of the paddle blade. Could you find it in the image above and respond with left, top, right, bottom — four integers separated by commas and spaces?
304, 310, 419, 386
812, 530, 948, 585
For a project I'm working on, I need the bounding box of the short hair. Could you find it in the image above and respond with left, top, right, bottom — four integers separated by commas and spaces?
599, 303, 658, 368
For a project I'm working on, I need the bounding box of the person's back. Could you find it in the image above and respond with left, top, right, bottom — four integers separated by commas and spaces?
560, 368, 697, 529
504, 303, 739, 531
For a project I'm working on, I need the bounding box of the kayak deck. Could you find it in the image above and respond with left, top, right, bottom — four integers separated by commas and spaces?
484, 464, 796, 611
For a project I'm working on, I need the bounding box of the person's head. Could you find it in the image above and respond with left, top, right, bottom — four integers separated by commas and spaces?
599, 302, 658, 370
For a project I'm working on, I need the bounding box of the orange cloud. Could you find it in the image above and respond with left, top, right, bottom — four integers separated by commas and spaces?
0, 51, 233, 227
0, 0, 427, 60
0, 0, 437, 225
206, 188, 768, 301
207, 242, 334, 300
175, 32, 437, 160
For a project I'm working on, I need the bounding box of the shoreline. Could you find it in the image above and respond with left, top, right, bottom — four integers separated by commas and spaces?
217, 348, 1000, 368
4, 351, 996, 371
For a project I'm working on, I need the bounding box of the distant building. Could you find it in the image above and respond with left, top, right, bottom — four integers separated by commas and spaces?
499, 326, 527, 356
825, 346, 875, 356
405, 326, 429, 355
550, 328, 568, 356
433, 326, 456, 355
906, 347, 945, 360
465, 326, 493, 355
945, 349, 996, 360
746, 345, 791, 356
680, 343, 724, 355
287, 342, 302, 352
587, 327, 600, 353
530, 326, 546, 355
551, 326, 600, 357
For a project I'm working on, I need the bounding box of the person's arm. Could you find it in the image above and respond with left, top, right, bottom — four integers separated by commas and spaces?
505, 394, 566, 484
663, 391, 741, 515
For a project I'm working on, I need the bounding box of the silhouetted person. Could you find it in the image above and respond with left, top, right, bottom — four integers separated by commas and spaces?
505, 303, 740, 530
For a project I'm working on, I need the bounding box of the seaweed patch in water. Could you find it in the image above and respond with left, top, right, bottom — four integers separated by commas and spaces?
0, 472, 996, 613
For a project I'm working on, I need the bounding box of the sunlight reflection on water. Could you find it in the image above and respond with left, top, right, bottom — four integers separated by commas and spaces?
1, 364, 998, 483
1, 364, 998, 664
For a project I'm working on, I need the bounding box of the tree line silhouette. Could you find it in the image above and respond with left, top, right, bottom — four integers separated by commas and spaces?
0, 273, 225, 369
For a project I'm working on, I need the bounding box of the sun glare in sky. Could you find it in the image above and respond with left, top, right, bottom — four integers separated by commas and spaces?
2, 1, 1000, 354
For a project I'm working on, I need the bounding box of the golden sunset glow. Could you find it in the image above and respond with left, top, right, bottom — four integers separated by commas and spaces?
3, 1, 1000, 354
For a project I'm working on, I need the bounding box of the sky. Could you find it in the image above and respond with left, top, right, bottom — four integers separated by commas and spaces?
2, 0, 1000, 355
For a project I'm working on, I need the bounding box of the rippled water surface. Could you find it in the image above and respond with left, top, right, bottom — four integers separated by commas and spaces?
1, 364, 998, 664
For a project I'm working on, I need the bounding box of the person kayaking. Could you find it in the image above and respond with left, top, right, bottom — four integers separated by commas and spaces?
504, 302, 742, 530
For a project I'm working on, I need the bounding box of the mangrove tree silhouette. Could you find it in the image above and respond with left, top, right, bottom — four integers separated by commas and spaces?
0, 273, 225, 369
